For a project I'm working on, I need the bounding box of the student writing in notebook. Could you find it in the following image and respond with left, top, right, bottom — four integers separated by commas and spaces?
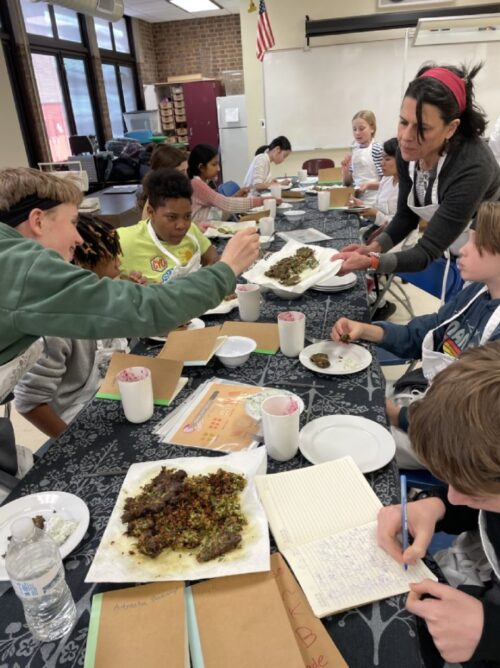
377, 341, 500, 667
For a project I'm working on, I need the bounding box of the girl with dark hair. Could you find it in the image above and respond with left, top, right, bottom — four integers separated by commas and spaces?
243, 135, 291, 193
187, 144, 263, 227
334, 63, 500, 277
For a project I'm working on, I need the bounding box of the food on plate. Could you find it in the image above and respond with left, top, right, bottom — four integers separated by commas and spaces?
264, 247, 319, 286
217, 226, 235, 235
30, 515, 77, 546
340, 333, 351, 343
310, 353, 331, 369
121, 467, 247, 562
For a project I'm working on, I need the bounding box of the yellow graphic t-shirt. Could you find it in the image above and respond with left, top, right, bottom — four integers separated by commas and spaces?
118, 219, 211, 284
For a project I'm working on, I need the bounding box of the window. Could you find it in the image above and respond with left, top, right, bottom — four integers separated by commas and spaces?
20, 0, 82, 43
102, 63, 137, 136
94, 17, 130, 53
63, 58, 96, 136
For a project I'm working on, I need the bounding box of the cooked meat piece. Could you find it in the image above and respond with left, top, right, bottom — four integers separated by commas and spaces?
197, 531, 242, 562
121, 468, 187, 523
310, 353, 331, 369
340, 333, 351, 343
265, 247, 319, 286
32, 515, 45, 530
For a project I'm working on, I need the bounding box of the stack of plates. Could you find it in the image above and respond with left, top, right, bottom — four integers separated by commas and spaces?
311, 272, 357, 292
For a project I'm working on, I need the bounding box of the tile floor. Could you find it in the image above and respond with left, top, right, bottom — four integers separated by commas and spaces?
11, 278, 440, 456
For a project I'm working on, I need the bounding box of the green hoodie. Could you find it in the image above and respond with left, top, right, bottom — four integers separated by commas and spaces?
0, 223, 235, 365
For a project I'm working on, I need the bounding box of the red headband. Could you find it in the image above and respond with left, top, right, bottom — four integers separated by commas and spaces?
420, 67, 466, 114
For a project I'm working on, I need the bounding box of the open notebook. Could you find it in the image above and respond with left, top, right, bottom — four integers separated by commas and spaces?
255, 456, 437, 618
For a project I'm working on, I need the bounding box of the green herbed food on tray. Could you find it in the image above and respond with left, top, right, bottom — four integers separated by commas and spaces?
264, 247, 319, 286
121, 468, 247, 562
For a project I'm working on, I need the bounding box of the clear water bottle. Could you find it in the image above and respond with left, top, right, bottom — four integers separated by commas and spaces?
5, 517, 76, 642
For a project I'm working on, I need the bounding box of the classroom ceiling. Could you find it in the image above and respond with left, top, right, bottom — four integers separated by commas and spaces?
123, 0, 241, 23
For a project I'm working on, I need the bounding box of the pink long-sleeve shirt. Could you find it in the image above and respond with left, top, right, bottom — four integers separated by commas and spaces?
191, 176, 263, 225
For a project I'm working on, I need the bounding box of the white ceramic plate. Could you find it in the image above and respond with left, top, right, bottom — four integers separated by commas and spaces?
277, 202, 293, 210
276, 180, 292, 190
299, 415, 395, 473
245, 389, 304, 421
0, 491, 90, 580
299, 176, 318, 185
283, 209, 306, 218
299, 341, 372, 375
311, 272, 357, 292
149, 318, 205, 342
203, 298, 238, 317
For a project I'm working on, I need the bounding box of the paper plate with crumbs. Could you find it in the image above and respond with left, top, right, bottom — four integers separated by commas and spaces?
299, 341, 372, 375
0, 492, 89, 580
85, 448, 269, 583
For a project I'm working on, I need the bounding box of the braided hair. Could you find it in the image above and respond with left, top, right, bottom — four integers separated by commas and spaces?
73, 213, 122, 269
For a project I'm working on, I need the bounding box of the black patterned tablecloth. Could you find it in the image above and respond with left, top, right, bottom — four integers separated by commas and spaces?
0, 199, 426, 668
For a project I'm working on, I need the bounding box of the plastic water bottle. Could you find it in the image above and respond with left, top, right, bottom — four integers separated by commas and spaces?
5, 517, 76, 642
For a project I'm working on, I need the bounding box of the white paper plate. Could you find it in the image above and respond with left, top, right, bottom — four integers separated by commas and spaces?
276, 180, 292, 189
0, 492, 90, 580
283, 209, 306, 218
203, 298, 238, 316
277, 202, 293, 210
149, 318, 205, 342
299, 415, 395, 472
245, 390, 304, 421
205, 221, 255, 238
250, 206, 266, 213
299, 176, 318, 185
311, 272, 357, 291
299, 341, 372, 375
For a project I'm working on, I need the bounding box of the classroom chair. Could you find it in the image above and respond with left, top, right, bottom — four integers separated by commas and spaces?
302, 158, 335, 176
217, 181, 240, 197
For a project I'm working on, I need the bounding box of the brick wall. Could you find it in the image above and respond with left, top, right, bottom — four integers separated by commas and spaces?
151, 15, 242, 82
136, 19, 158, 84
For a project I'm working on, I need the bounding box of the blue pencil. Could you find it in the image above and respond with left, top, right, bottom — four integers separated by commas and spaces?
400, 474, 408, 571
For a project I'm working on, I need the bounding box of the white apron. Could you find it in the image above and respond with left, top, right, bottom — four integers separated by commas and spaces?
147, 221, 201, 282
421, 285, 500, 381
352, 142, 380, 206
0, 339, 45, 404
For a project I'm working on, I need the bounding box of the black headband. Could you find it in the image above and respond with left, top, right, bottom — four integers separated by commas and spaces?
0, 194, 62, 228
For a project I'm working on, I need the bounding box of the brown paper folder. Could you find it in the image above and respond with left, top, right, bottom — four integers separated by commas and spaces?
220, 321, 279, 354
318, 167, 343, 183
330, 187, 354, 208
239, 210, 268, 222
84, 582, 187, 668
158, 326, 224, 365
281, 189, 305, 200
96, 352, 183, 406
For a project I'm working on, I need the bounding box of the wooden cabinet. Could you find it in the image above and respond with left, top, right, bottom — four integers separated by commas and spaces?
144, 80, 224, 150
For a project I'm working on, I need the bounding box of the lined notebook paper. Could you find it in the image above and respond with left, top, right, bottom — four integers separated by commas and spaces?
255, 456, 437, 617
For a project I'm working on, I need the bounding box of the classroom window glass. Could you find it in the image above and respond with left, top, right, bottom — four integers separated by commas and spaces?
102, 63, 124, 137
54, 6, 81, 43
20, 0, 53, 38
113, 18, 130, 53
94, 17, 113, 50
63, 58, 96, 136
31, 53, 71, 161
119, 65, 137, 111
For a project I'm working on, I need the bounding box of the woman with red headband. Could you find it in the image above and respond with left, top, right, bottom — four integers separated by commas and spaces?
333, 63, 500, 277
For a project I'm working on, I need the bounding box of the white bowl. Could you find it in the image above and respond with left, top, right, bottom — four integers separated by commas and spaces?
283, 209, 306, 219
215, 336, 257, 367
272, 288, 302, 300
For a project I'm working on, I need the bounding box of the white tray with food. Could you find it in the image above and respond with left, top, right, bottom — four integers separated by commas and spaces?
85, 448, 270, 583
242, 240, 342, 294
204, 221, 257, 239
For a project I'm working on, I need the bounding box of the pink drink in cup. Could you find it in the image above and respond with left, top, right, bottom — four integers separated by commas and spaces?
116, 366, 154, 423
277, 311, 306, 357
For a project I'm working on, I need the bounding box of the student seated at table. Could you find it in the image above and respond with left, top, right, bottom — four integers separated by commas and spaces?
137, 145, 188, 216
331, 201, 500, 468
188, 144, 263, 227
377, 341, 500, 667
14, 215, 127, 438
118, 168, 219, 284
243, 136, 292, 194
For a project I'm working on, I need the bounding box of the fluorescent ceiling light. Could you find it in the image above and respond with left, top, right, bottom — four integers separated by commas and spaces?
168, 0, 221, 12
413, 14, 500, 45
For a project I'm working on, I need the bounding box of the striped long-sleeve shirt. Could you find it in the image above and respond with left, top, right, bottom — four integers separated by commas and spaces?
191, 176, 263, 225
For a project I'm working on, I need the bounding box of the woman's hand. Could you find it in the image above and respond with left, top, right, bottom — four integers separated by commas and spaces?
377, 497, 446, 566
385, 398, 400, 427
406, 581, 484, 664
330, 251, 372, 274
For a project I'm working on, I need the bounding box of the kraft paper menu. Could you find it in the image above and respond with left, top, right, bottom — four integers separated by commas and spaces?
84, 582, 188, 668
255, 456, 437, 617
330, 187, 354, 208
318, 167, 343, 184
96, 352, 184, 406
220, 320, 280, 354
158, 326, 225, 365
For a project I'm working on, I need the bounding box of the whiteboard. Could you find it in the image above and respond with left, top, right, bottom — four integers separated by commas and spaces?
263, 37, 500, 151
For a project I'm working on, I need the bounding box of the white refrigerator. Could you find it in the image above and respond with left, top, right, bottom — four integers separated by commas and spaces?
216, 95, 249, 186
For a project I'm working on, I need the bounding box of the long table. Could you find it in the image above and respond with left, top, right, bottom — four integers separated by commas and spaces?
0, 197, 432, 667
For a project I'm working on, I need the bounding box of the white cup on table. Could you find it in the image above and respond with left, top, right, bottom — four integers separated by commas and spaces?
261, 394, 302, 461
264, 198, 277, 218
298, 168, 308, 181
116, 366, 154, 423
318, 190, 330, 212
278, 311, 306, 357
236, 283, 261, 322
259, 216, 275, 237
270, 184, 281, 199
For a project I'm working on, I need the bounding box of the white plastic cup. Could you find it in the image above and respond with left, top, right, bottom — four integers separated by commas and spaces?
261, 394, 301, 461
236, 283, 261, 322
278, 311, 306, 357
298, 168, 308, 181
318, 190, 330, 212
259, 216, 275, 237
116, 366, 154, 423
270, 184, 281, 199
264, 198, 277, 218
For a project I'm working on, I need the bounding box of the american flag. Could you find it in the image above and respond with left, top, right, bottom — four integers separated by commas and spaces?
256, 0, 275, 62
